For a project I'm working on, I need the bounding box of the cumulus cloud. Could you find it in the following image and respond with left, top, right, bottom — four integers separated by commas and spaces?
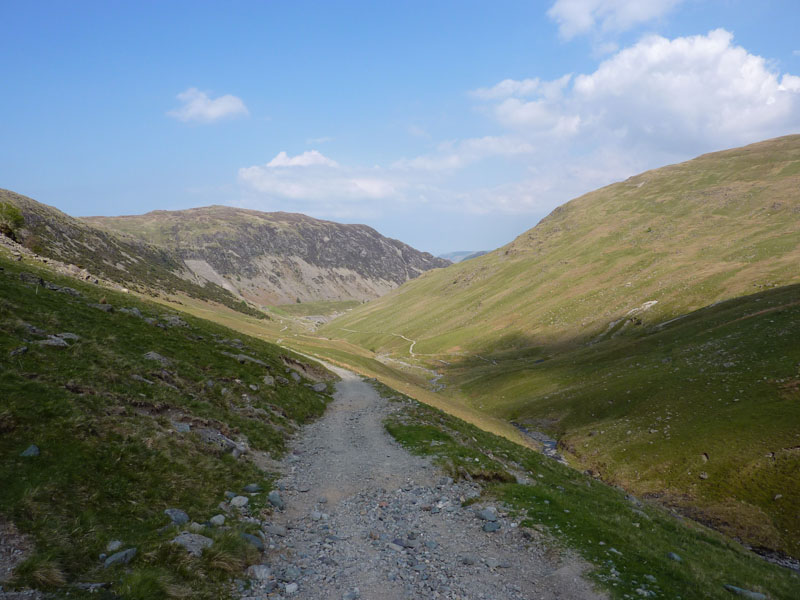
548, 0, 684, 39
478, 29, 800, 153
266, 150, 338, 168
393, 136, 534, 171
238, 151, 397, 201
168, 88, 249, 123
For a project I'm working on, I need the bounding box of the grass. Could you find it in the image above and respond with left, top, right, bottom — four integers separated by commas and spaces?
270, 299, 363, 317
377, 382, 800, 599
0, 252, 333, 598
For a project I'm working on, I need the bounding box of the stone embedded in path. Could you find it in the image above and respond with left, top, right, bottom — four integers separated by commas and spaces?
246, 564, 272, 581
164, 508, 189, 525
476, 507, 498, 522
103, 548, 136, 568
723, 585, 767, 599
20, 444, 40, 457
268, 490, 285, 510
342, 588, 360, 600
483, 522, 501, 532
265, 524, 287, 537
172, 532, 213, 556
285, 582, 299, 595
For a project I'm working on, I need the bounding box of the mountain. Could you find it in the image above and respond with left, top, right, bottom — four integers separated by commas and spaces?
319, 135, 800, 557
84, 206, 450, 305
326, 135, 800, 356
0, 189, 262, 317
438, 250, 487, 263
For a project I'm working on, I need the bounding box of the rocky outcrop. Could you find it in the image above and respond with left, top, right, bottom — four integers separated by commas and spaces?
84, 206, 450, 304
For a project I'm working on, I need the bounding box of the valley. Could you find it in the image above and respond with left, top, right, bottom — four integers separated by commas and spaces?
2, 135, 800, 599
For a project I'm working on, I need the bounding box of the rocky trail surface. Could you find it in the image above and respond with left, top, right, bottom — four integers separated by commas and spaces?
240, 366, 604, 600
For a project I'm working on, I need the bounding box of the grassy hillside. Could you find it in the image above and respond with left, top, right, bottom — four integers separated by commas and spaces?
1, 189, 265, 318
0, 251, 333, 598
325, 135, 800, 356
316, 135, 800, 558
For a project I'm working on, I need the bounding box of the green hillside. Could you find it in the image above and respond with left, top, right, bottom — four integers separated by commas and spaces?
325, 135, 800, 356
0, 250, 333, 598
319, 135, 800, 558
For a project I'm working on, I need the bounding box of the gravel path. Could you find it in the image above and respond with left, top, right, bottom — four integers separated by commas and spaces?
241, 365, 604, 600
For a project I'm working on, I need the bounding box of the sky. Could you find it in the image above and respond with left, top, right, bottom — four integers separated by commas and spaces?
1, 1, 799, 255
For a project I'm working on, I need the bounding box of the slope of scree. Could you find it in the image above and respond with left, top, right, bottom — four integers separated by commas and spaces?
83, 206, 450, 305
0, 189, 264, 318
0, 251, 335, 599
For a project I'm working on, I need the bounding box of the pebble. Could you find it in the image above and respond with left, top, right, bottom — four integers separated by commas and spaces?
268, 490, 285, 510
164, 508, 189, 525
723, 585, 767, 599
103, 548, 137, 568
209, 514, 226, 526
230, 495, 249, 508
285, 582, 299, 594
172, 533, 212, 556
20, 444, 40, 457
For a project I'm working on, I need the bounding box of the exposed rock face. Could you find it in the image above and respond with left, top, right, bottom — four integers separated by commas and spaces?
84, 206, 450, 304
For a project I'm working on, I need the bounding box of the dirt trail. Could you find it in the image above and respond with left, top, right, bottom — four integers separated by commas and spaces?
242, 365, 604, 600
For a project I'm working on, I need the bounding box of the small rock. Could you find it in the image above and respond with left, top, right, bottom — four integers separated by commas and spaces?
172, 533, 213, 556
209, 514, 225, 526
666, 552, 682, 562
246, 564, 272, 581
103, 548, 137, 568
485, 557, 500, 569
312, 382, 327, 393
699, 472, 709, 480
106, 540, 122, 552
56, 332, 79, 341
461, 556, 476, 565
773, 494, 782, 501
268, 490, 285, 510
171, 421, 191, 433
243, 483, 262, 493
241, 533, 264, 551
276, 376, 290, 385
723, 585, 767, 599
230, 495, 249, 508
266, 524, 287, 537
483, 522, 501, 533
9, 346, 28, 357
297, 484, 311, 493
119, 307, 143, 318
19, 272, 44, 286
37, 336, 68, 347
285, 582, 299, 595
262, 375, 275, 387
143, 351, 170, 365
20, 444, 40, 457
89, 303, 114, 313
343, 588, 360, 600
164, 508, 189, 525
290, 372, 302, 383
476, 507, 498, 522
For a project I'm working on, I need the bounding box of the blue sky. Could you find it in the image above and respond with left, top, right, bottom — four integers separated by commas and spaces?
1, 1, 799, 255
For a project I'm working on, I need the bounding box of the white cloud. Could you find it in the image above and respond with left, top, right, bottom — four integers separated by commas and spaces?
478, 30, 800, 153
394, 136, 534, 171
548, 0, 684, 39
238, 152, 397, 201
168, 88, 249, 123
266, 150, 338, 168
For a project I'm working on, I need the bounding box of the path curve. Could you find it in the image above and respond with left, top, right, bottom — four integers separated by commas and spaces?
241, 365, 603, 600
